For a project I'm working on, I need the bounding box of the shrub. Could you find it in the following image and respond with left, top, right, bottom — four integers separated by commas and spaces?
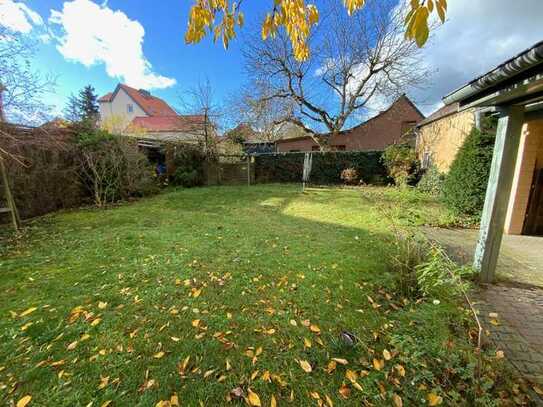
442, 123, 496, 218
382, 144, 420, 186
340, 168, 359, 185
169, 145, 206, 187
417, 165, 445, 196
77, 129, 156, 206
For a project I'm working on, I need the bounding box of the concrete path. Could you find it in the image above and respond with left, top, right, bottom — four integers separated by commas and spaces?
423, 227, 543, 386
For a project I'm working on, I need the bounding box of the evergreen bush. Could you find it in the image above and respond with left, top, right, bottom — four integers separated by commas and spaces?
442, 123, 496, 218
417, 165, 445, 196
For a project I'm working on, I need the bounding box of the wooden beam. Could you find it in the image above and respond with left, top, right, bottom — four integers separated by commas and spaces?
473, 106, 524, 282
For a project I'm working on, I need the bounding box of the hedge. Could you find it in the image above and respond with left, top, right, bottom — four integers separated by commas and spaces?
442, 124, 496, 218
255, 151, 388, 185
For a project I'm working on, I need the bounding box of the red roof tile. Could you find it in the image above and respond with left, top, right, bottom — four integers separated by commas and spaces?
98, 84, 177, 116
129, 115, 206, 132
98, 92, 113, 102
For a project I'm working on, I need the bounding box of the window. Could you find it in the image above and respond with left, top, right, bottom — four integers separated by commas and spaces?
127, 104, 134, 113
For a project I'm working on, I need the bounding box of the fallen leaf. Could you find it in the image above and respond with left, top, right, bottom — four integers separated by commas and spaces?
98, 301, 108, 309
289, 319, 297, 327
192, 319, 200, 327
383, 349, 392, 361
67, 341, 78, 350
427, 392, 443, 406
496, 350, 505, 359
373, 358, 384, 371
91, 318, 101, 327
98, 376, 109, 390
153, 351, 165, 359
270, 394, 277, 407
392, 393, 403, 407
338, 384, 351, 399
345, 369, 358, 382
170, 394, 179, 406
299, 359, 312, 373
325, 394, 334, 407
17, 395, 32, 407
309, 324, 321, 334
20, 307, 37, 317
247, 388, 261, 406
230, 387, 244, 399
100, 401, 111, 407
331, 358, 348, 365
303, 337, 312, 348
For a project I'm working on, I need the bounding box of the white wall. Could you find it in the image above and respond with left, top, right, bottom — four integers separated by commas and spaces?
99, 87, 147, 130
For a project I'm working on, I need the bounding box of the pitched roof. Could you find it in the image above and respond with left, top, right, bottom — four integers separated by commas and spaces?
98, 92, 113, 102
417, 102, 459, 127
129, 115, 206, 133
98, 84, 177, 116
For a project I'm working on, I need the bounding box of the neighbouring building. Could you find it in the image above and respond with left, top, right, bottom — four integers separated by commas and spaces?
415, 103, 476, 172
98, 84, 209, 145
275, 95, 424, 152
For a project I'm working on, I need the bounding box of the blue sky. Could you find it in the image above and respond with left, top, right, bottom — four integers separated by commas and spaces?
1, 0, 542, 127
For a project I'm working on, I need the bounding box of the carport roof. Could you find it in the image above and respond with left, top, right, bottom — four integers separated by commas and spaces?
443, 40, 543, 108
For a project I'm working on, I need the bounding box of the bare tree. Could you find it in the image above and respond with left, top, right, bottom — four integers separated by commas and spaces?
229, 80, 298, 143
178, 78, 222, 158
0, 25, 54, 125
243, 0, 429, 150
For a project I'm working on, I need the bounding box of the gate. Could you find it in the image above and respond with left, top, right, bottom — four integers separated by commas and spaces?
205, 155, 255, 186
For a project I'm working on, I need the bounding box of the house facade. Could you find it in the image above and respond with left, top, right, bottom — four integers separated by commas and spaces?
98, 84, 208, 144
275, 95, 424, 152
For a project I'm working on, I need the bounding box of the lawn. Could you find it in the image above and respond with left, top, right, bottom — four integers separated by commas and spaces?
0, 185, 531, 406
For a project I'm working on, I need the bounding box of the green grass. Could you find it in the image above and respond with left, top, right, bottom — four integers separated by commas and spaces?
0, 185, 530, 406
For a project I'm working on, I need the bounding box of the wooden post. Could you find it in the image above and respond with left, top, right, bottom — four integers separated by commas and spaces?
247, 155, 251, 187
0, 156, 21, 230
473, 106, 524, 282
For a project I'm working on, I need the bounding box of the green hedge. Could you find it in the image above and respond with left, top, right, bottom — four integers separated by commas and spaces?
442, 125, 496, 218
255, 151, 388, 185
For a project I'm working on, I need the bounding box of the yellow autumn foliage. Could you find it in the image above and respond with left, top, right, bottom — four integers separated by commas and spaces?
185, 0, 447, 60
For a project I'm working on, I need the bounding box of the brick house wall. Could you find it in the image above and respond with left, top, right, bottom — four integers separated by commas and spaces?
276, 95, 424, 152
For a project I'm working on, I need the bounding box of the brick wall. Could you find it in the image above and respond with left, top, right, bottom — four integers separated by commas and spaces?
276, 95, 424, 152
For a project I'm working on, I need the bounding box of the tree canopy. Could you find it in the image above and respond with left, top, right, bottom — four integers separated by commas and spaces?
185, 0, 447, 61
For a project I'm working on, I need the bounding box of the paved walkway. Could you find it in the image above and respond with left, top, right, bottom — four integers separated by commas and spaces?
423, 227, 543, 386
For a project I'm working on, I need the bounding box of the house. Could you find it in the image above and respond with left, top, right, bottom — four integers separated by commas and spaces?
275, 95, 424, 152
415, 103, 477, 172
429, 40, 543, 282
98, 84, 209, 145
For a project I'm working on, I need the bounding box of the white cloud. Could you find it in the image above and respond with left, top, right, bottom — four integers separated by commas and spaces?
0, 0, 43, 33
412, 0, 543, 115
49, 0, 175, 89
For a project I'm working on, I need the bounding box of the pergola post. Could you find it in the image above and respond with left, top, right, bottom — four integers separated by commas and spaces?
473, 105, 524, 282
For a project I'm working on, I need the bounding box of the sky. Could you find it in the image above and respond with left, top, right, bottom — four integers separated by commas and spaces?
1, 0, 542, 127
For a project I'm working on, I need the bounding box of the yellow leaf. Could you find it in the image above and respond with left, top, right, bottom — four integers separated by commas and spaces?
67, 341, 78, 350
17, 395, 32, 407
383, 349, 391, 361
193, 288, 202, 298
303, 337, 312, 348
326, 360, 337, 374
80, 334, 91, 341
98, 301, 107, 309
98, 376, 109, 389
309, 324, 321, 333
345, 369, 358, 383
373, 358, 384, 371
101, 401, 112, 407
20, 307, 37, 317
247, 388, 261, 406
192, 319, 200, 327
270, 394, 277, 407
91, 318, 101, 326
331, 358, 348, 365
289, 319, 297, 326
496, 350, 505, 359
325, 394, 334, 407
226, 358, 232, 371
427, 392, 443, 406
154, 351, 165, 359
395, 364, 406, 377
392, 393, 403, 407
299, 359, 312, 373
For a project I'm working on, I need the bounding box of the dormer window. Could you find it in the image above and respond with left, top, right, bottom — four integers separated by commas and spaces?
127, 103, 134, 113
